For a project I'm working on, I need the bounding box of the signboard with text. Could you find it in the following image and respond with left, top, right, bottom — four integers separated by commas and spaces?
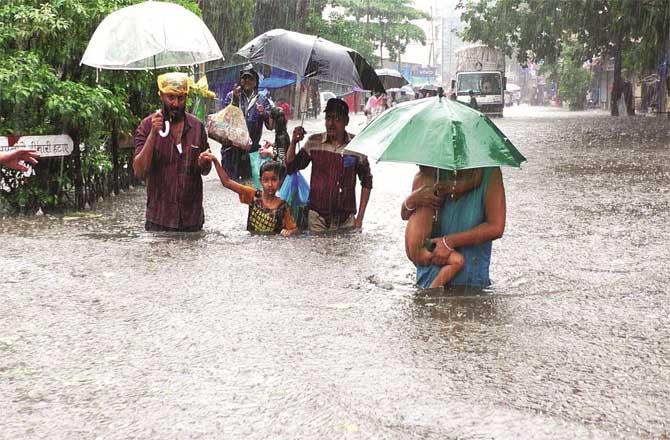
0, 134, 74, 157
414, 67, 437, 77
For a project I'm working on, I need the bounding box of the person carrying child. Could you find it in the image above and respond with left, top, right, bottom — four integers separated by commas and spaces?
201, 153, 298, 236
404, 166, 482, 288
267, 106, 290, 167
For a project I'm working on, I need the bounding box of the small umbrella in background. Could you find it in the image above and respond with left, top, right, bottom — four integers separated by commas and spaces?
418, 83, 440, 95
401, 85, 416, 97
237, 29, 384, 92
345, 94, 526, 171
375, 68, 409, 90
81, 1, 223, 70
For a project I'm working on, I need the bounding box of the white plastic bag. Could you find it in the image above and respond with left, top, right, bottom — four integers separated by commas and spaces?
206, 104, 251, 149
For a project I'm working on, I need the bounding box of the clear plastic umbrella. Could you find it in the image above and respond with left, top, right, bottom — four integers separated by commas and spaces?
80, 1, 223, 70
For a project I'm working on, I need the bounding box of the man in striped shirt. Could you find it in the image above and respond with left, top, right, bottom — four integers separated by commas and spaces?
286, 98, 373, 233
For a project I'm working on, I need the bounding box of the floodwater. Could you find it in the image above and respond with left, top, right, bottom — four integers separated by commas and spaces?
1, 106, 669, 439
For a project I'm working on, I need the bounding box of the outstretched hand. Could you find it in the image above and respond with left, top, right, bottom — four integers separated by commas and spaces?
199, 151, 218, 167
0, 149, 40, 172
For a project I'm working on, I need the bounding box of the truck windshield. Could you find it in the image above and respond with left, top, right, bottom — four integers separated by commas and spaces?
457, 73, 501, 95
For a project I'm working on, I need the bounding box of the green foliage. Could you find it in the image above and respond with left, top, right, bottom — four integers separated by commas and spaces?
306, 6, 376, 63
458, 0, 572, 65
557, 42, 591, 110
458, 0, 670, 72
205, 0, 426, 70
203, 0, 255, 66
334, 0, 428, 65
0, 0, 201, 211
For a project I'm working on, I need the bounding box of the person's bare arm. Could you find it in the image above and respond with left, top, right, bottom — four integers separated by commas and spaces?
286, 126, 305, 165
133, 111, 162, 179
201, 152, 247, 195
354, 187, 371, 229
401, 171, 440, 220
435, 168, 483, 199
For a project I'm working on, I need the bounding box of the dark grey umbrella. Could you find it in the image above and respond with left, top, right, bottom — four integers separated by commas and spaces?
420, 83, 439, 92
375, 68, 409, 90
237, 29, 384, 92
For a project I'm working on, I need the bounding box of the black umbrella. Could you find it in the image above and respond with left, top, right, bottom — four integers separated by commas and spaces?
419, 84, 439, 92
237, 29, 384, 92
375, 68, 409, 90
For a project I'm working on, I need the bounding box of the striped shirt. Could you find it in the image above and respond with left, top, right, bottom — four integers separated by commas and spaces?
286, 132, 373, 219
134, 113, 209, 229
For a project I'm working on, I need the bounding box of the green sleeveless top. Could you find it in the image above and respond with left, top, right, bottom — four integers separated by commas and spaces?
416, 167, 495, 288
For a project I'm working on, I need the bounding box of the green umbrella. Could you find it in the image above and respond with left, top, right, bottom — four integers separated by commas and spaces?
345, 96, 526, 171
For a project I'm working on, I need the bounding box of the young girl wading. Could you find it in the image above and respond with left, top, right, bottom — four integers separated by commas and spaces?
201, 153, 298, 236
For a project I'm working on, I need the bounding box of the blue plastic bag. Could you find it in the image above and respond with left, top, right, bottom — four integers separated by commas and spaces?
249, 151, 271, 190
278, 172, 309, 206
278, 171, 310, 228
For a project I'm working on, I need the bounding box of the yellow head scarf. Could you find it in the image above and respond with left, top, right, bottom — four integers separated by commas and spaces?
157, 72, 189, 95
189, 75, 217, 99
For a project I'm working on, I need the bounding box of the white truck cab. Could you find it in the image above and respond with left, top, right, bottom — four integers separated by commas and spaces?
451, 45, 506, 117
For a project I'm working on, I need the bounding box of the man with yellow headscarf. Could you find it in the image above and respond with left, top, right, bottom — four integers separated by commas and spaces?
134, 72, 212, 232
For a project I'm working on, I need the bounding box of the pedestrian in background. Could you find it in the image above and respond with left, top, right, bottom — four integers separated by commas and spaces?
286, 98, 373, 232
220, 64, 273, 181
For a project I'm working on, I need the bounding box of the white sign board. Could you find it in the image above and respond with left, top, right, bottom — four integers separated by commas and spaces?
0, 134, 74, 157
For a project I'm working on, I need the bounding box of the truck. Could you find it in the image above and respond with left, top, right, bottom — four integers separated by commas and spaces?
452, 44, 506, 117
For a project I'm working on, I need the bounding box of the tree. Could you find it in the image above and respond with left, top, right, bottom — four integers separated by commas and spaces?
556, 42, 591, 110
334, 0, 428, 67
457, 0, 670, 116
202, 0, 255, 67
306, 3, 376, 63
0, 0, 199, 211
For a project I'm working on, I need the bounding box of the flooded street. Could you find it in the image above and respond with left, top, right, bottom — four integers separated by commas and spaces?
2, 106, 669, 439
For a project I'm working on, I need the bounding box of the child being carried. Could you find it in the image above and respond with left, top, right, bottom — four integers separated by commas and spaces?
404, 166, 482, 288
201, 152, 298, 236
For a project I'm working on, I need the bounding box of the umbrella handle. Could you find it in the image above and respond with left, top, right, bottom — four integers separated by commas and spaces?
159, 120, 170, 138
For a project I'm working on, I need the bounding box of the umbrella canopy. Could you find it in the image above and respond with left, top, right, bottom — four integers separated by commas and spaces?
81, 1, 223, 70
419, 83, 439, 92
345, 96, 526, 171
375, 68, 409, 90
401, 85, 416, 96
237, 29, 384, 92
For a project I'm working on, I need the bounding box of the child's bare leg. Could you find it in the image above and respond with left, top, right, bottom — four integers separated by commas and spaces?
429, 251, 465, 288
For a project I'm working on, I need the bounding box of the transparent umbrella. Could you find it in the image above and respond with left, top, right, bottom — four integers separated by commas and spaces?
80, 1, 223, 70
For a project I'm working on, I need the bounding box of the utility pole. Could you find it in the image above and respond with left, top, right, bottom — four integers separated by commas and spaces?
379, 19, 384, 68
441, 16, 446, 83
428, 7, 434, 66
448, 27, 456, 84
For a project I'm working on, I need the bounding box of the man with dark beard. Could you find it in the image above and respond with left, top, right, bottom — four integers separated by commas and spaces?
134, 72, 212, 232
